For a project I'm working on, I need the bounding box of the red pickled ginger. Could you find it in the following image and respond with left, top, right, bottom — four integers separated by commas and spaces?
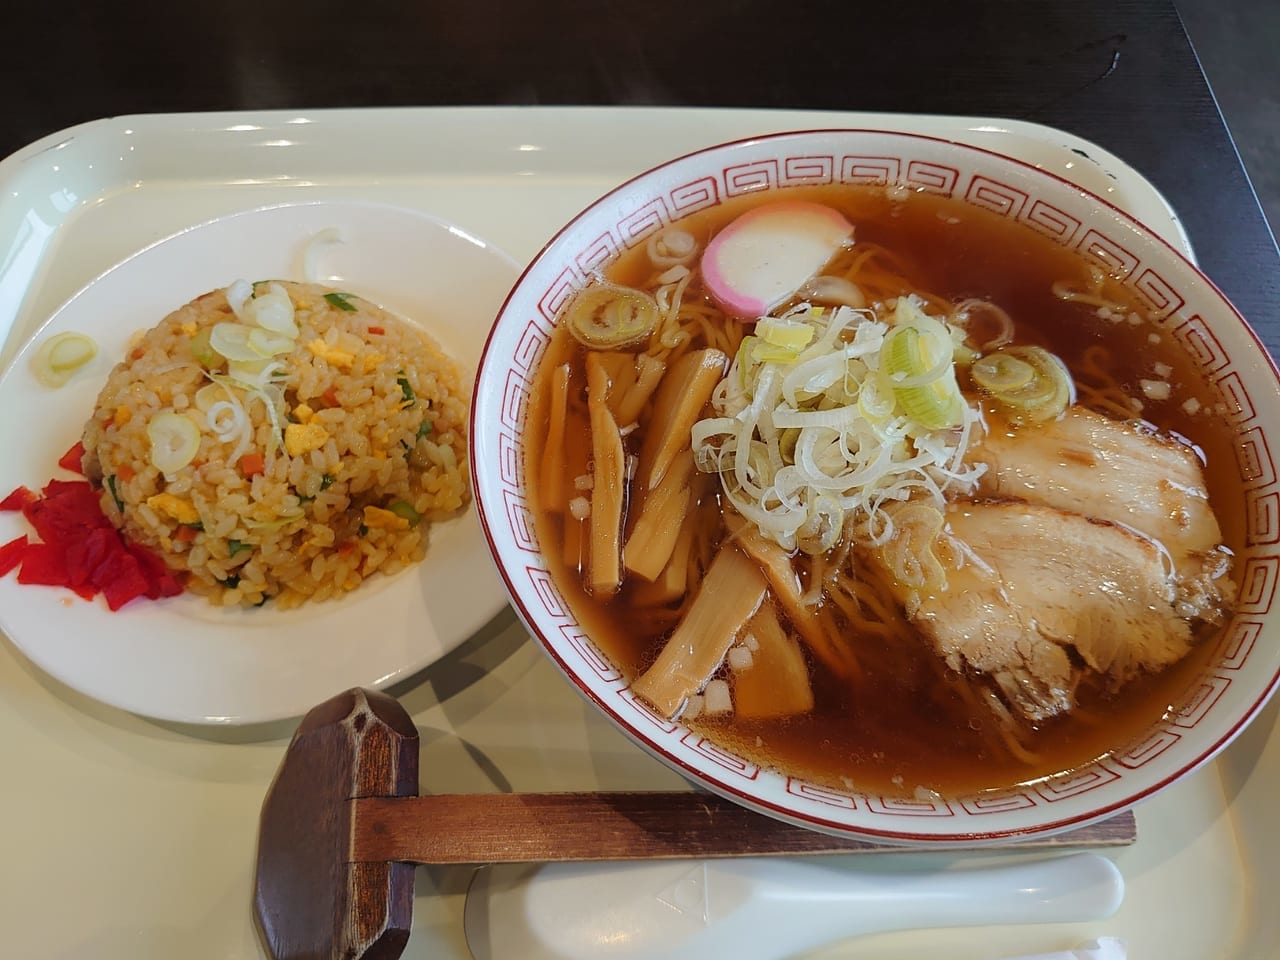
1, 448, 183, 609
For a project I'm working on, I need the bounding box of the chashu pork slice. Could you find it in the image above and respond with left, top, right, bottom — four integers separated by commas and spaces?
966, 406, 1233, 617
876, 500, 1192, 722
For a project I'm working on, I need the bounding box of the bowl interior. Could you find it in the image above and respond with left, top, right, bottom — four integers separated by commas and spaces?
471, 129, 1280, 843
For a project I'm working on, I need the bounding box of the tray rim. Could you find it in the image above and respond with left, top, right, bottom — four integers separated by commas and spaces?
0, 105, 1197, 373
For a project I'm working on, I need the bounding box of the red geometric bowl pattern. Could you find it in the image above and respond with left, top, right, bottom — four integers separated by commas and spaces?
471, 130, 1280, 842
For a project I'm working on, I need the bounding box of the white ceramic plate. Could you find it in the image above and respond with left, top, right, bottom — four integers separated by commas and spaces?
0, 200, 519, 724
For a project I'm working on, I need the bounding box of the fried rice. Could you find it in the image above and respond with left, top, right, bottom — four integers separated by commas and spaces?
80, 280, 469, 608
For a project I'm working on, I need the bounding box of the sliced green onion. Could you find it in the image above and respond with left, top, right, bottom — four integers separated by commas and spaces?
225, 279, 254, 320
749, 337, 805, 364
32, 332, 98, 387
565, 281, 659, 349
189, 327, 219, 369
106, 475, 124, 513
882, 324, 952, 389
244, 510, 305, 531
415, 420, 432, 439
857, 374, 896, 421
689, 300, 986, 558
881, 320, 964, 430
320, 474, 335, 490
324, 292, 358, 311
972, 346, 1073, 424
387, 500, 422, 527
397, 373, 416, 406
247, 327, 295, 358
245, 283, 299, 336
972, 353, 1036, 392
147, 411, 201, 473
225, 357, 278, 386
228, 539, 252, 557
757, 316, 815, 353
209, 322, 262, 362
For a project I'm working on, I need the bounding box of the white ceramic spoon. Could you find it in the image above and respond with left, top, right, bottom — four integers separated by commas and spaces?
464, 852, 1123, 960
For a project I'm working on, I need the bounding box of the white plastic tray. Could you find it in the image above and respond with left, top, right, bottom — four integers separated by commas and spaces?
0, 107, 1270, 959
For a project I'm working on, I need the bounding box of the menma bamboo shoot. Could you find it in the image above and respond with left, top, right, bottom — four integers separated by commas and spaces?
586, 353, 626, 597
623, 448, 694, 581
640, 348, 726, 490
733, 603, 814, 720
735, 523, 861, 681
614, 354, 667, 428
631, 543, 767, 718
539, 363, 572, 513
629, 517, 696, 607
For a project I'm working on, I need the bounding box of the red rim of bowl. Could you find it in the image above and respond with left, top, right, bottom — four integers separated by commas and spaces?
469, 127, 1280, 843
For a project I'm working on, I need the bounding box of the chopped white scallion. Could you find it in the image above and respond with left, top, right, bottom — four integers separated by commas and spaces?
206, 400, 245, 440
727, 645, 754, 672
245, 282, 299, 337
646, 228, 698, 269
224, 279, 254, 321
226, 358, 283, 390
193, 382, 227, 412
568, 496, 592, 521
1140, 379, 1172, 401
702, 679, 733, 716
692, 301, 984, 555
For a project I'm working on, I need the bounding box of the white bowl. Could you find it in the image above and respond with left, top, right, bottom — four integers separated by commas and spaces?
471, 129, 1280, 844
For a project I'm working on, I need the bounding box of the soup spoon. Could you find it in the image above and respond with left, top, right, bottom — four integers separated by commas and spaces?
463, 851, 1124, 960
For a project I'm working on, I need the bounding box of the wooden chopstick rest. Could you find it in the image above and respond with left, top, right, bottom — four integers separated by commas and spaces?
252, 688, 1135, 960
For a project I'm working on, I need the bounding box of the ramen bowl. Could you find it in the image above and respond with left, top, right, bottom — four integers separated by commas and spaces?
471, 129, 1280, 844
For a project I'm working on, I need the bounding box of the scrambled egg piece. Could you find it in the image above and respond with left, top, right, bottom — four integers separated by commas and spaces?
292, 403, 315, 423
306, 339, 354, 370
362, 505, 410, 531
305, 339, 384, 373
146, 493, 200, 525
285, 422, 330, 456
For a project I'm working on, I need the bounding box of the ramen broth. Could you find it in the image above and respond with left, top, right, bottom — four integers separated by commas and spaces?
524, 184, 1240, 798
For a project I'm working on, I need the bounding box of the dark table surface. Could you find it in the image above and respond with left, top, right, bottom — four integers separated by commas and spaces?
4, 0, 1276, 347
